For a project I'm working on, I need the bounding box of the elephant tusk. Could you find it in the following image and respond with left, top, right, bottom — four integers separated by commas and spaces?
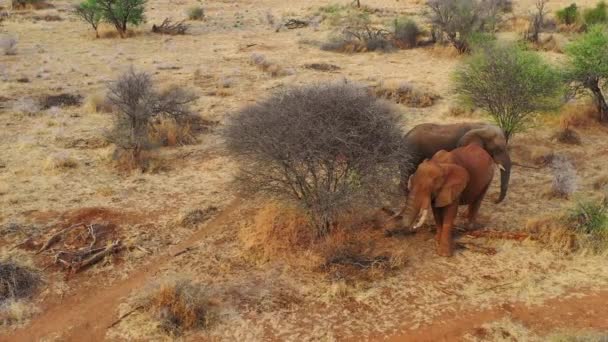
497, 163, 505, 171
413, 209, 428, 229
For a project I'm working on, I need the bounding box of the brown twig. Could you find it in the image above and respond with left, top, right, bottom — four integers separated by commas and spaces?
10, 237, 32, 251
73, 240, 123, 273
88, 224, 97, 250
172, 246, 196, 257
37, 223, 85, 254
107, 305, 144, 329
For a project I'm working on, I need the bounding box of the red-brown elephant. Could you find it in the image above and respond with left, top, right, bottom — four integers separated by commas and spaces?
397, 143, 495, 256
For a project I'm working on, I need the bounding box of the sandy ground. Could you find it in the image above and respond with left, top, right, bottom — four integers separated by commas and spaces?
1, 0, 608, 340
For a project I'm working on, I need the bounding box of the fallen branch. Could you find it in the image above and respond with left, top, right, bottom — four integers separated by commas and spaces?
37, 223, 85, 254
73, 240, 123, 273
152, 18, 188, 35
465, 230, 530, 241
457, 242, 497, 255
512, 161, 542, 169
107, 305, 144, 329
172, 246, 196, 257
10, 237, 32, 251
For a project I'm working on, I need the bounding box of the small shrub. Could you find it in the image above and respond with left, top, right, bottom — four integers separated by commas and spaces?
44, 152, 79, 170
426, 0, 502, 53
569, 197, 608, 253
0, 260, 40, 303
453, 42, 563, 141
248, 53, 292, 77
583, 1, 607, 26
556, 3, 579, 25
187, 6, 204, 20
374, 81, 439, 107
321, 26, 394, 53
559, 103, 598, 128
96, 0, 146, 38
550, 154, 578, 198
74, 0, 102, 38
40, 93, 83, 109
224, 82, 408, 234
83, 92, 114, 113
105, 68, 197, 170
393, 17, 419, 49
551, 126, 582, 144
0, 36, 17, 56
526, 216, 577, 252
179, 207, 218, 228
136, 280, 211, 335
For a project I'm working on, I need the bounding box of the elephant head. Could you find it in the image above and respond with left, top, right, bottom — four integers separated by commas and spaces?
458, 125, 511, 203
401, 160, 469, 229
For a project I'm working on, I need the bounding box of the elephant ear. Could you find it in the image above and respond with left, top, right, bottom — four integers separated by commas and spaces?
457, 128, 486, 148
435, 164, 469, 207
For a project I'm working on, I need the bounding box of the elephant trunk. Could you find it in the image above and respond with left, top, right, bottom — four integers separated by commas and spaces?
402, 195, 429, 229
495, 153, 511, 204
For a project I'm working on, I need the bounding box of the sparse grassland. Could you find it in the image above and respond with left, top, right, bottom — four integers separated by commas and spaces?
1, 0, 608, 341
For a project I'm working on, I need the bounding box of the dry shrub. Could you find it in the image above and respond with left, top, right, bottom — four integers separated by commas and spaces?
44, 152, 78, 170
547, 155, 578, 199
551, 126, 582, 144
593, 174, 608, 190
0, 299, 40, 328
303, 63, 341, 72
83, 93, 114, 113
241, 202, 406, 280
148, 117, 195, 147
40, 93, 82, 109
0, 36, 17, 56
321, 26, 395, 53
446, 105, 477, 117
138, 280, 211, 335
0, 260, 40, 303
374, 81, 439, 107
559, 103, 599, 129
526, 216, 577, 252
249, 53, 293, 77
11, 0, 52, 10
179, 207, 218, 228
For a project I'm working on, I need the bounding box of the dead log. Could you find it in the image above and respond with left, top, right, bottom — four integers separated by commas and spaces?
152, 18, 188, 35
36, 223, 85, 254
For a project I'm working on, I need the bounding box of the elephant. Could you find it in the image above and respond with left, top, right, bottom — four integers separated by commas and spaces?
398, 144, 495, 257
400, 122, 511, 203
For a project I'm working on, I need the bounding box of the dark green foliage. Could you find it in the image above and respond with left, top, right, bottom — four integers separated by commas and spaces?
569, 197, 608, 253
556, 3, 579, 25
74, 0, 102, 38
393, 17, 420, 48
565, 25, 608, 122
453, 43, 563, 140
97, 0, 146, 38
187, 6, 204, 21
583, 1, 608, 26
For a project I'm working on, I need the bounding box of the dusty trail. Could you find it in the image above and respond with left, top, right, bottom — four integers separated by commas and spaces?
387, 290, 608, 341
2, 199, 241, 342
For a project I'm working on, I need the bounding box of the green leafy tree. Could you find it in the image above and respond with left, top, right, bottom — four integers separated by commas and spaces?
74, 0, 102, 38
565, 25, 608, 122
453, 43, 563, 141
556, 3, 579, 25
96, 0, 146, 38
583, 1, 608, 26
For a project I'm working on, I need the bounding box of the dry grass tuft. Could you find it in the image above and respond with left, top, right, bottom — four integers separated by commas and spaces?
551, 126, 582, 145
136, 279, 212, 335
44, 152, 79, 170
241, 202, 407, 280
592, 174, 608, 190
559, 103, 599, 129
526, 215, 577, 253
374, 81, 439, 108
249, 53, 294, 77
40, 93, 82, 109
446, 105, 477, 118
0, 261, 40, 303
427, 44, 461, 58
83, 92, 114, 113
148, 117, 196, 147
179, 207, 218, 228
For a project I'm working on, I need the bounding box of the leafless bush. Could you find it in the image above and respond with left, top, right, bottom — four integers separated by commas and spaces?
374, 81, 440, 107
322, 25, 394, 53
551, 154, 578, 198
105, 68, 197, 170
224, 81, 409, 234
0, 36, 17, 55
0, 261, 40, 303
526, 0, 549, 43
426, 0, 502, 53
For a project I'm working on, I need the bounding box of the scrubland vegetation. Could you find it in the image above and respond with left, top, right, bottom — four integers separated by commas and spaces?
1, 0, 608, 340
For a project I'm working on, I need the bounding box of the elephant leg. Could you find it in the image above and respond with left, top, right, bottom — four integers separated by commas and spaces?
437, 204, 458, 257
432, 207, 443, 242
466, 184, 489, 230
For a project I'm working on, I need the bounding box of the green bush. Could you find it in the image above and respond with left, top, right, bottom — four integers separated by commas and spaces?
569, 197, 608, 253
453, 43, 563, 141
393, 17, 419, 48
565, 25, 608, 122
556, 3, 579, 25
187, 6, 204, 21
584, 1, 608, 26
74, 0, 102, 38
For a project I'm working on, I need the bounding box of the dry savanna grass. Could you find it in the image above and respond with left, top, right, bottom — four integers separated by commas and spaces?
559, 103, 600, 129
240, 201, 407, 280
374, 80, 440, 108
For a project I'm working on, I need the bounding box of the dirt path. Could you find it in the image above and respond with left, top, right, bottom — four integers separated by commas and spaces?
1, 199, 241, 342
387, 290, 608, 341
